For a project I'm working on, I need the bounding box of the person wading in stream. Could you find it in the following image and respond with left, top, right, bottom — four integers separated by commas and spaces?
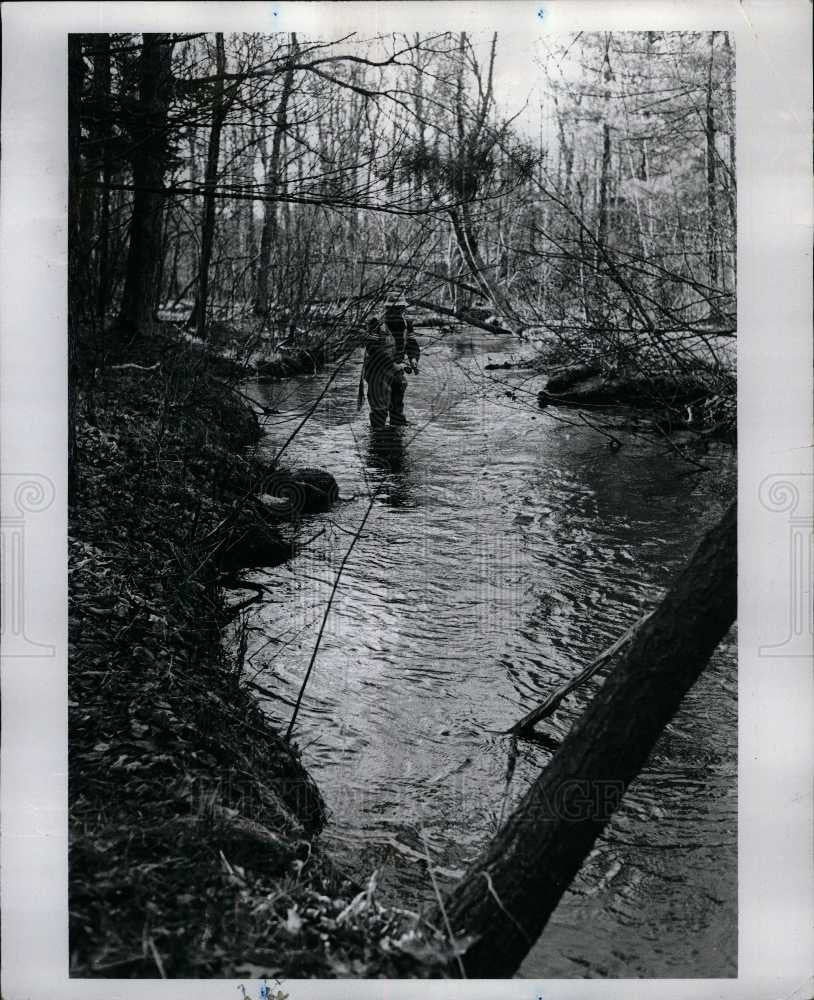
358, 293, 420, 429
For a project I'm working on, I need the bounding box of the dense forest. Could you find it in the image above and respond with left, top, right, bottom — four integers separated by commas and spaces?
70, 30, 734, 363
68, 30, 737, 979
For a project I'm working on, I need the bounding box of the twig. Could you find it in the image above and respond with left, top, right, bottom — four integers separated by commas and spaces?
109, 362, 161, 372
480, 870, 532, 945
507, 610, 654, 737
285, 495, 377, 741
246, 679, 298, 709
284, 392, 464, 741
269, 347, 358, 468
147, 938, 167, 979
296, 527, 327, 550
420, 827, 466, 979
223, 593, 262, 618
577, 410, 624, 449
497, 736, 519, 829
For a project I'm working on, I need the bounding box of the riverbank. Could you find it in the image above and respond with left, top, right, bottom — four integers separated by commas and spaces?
522, 324, 736, 443
155, 313, 365, 382
68, 326, 442, 978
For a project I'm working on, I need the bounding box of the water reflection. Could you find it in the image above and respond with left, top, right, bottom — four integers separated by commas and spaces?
244, 326, 736, 979
366, 427, 414, 509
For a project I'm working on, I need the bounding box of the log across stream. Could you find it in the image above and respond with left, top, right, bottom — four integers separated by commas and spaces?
235, 325, 737, 978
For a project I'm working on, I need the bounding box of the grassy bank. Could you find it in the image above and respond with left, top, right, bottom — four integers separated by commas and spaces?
68, 326, 441, 978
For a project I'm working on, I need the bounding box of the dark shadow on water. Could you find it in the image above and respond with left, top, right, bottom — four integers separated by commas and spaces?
366, 427, 415, 509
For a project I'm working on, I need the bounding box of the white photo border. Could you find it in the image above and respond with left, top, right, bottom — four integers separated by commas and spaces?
1, 2, 811, 998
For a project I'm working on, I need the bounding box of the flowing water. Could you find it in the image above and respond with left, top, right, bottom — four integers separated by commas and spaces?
239, 325, 737, 978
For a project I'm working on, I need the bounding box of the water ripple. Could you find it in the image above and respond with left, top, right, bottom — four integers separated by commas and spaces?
241, 328, 737, 978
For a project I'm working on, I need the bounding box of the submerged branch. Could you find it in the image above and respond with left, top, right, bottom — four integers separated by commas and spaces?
507, 610, 654, 737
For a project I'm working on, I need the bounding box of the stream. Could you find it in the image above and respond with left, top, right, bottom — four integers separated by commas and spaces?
239, 325, 737, 978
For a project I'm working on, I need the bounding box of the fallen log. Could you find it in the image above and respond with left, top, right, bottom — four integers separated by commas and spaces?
431, 499, 736, 977
544, 362, 602, 393
538, 371, 706, 409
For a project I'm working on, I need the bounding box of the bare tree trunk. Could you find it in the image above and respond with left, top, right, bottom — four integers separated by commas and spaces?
412, 33, 426, 200
705, 32, 719, 303
721, 31, 737, 294
552, 91, 574, 200
167, 211, 182, 300
118, 33, 173, 336
78, 40, 103, 304
444, 33, 523, 330
596, 35, 613, 289
577, 180, 591, 323
246, 137, 258, 271
596, 123, 611, 253
190, 32, 226, 338
254, 34, 298, 318
95, 34, 113, 322
68, 34, 84, 503
433, 500, 737, 978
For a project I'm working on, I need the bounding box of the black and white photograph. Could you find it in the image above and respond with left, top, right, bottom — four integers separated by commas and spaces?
1, 2, 812, 997
64, 23, 739, 980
